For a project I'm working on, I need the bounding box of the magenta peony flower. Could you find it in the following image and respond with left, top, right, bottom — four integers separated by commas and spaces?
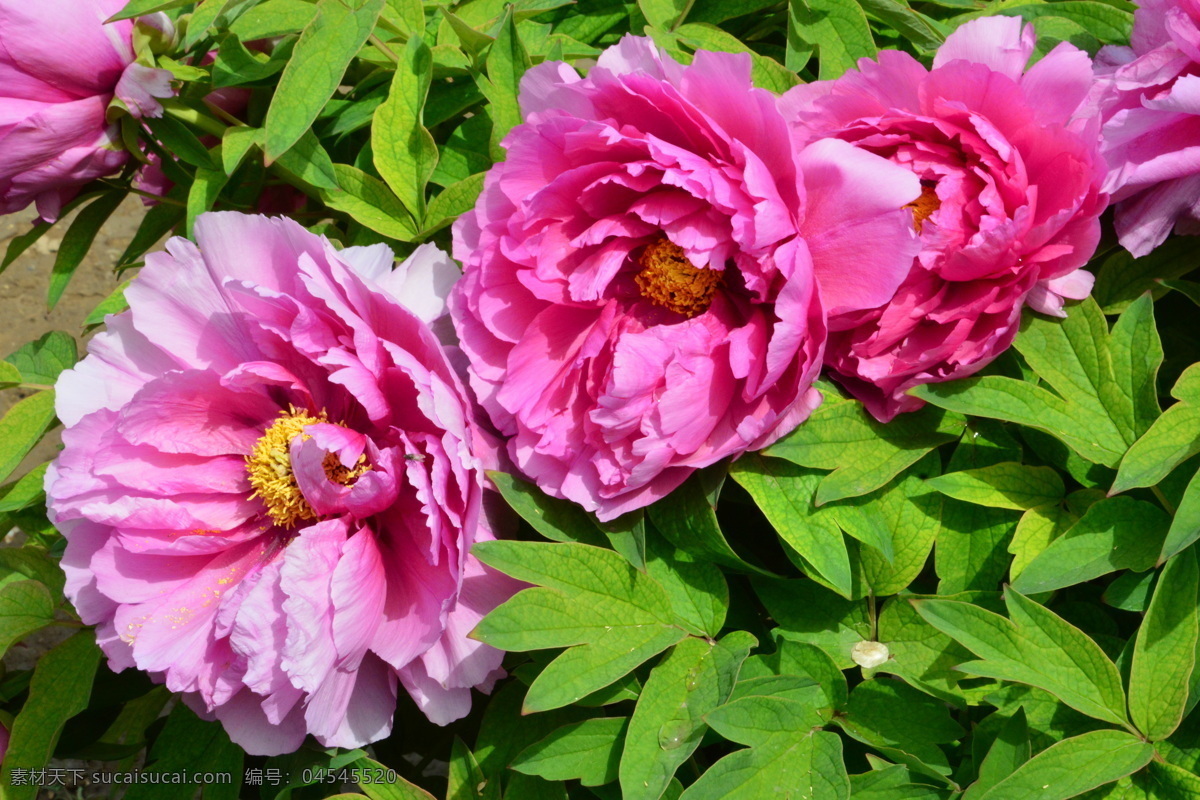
452, 36, 922, 521
47, 213, 517, 755
0, 0, 173, 220
1092, 0, 1200, 256
784, 16, 1108, 421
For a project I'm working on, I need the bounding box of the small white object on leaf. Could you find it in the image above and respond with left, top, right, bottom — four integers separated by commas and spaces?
851, 640, 890, 669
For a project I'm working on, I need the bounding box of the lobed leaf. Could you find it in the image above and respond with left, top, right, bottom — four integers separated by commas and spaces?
914, 588, 1128, 726
263, 0, 385, 161
1128, 547, 1199, 741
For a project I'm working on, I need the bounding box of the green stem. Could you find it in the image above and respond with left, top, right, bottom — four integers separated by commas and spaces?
670, 0, 697, 30
162, 99, 227, 137
1152, 485, 1177, 516
369, 32, 400, 63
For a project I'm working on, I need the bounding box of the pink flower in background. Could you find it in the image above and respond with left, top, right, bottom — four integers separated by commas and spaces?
47, 213, 517, 755
0, 0, 174, 220
785, 16, 1107, 421
1093, 0, 1200, 256
453, 36, 921, 521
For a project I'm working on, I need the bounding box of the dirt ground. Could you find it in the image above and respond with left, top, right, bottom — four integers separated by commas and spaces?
0, 198, 155, 470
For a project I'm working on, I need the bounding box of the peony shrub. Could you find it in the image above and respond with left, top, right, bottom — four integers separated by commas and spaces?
0, 1, 1198, 798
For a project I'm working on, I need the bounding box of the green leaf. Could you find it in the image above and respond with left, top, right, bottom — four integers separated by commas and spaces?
644, 534, 728, 637
6, 331, 76, 385
478, 8, 531, 161
123, 703, 244, 800
527, 626, 688, 713
765, 397, 964, 504
48, 191, 126, 309
837, 678, 964, 775
229, 0, 318, 39
382, 0, 424, 32
742, 638, 848, 714
474, 680, 591, 784
472, 541, 687, 711
83, 280, 132, 327
374, 35, 438, 224
186, 166, 230, 237
513, 717, 627, 787
877, 595, 977, 699
486, 470, 606, 547
1094, 237, 1199, 311
1128, 547, 1199, 741
754, 578, 871, 669
1012, 497, 1169, 594
1140, 760, 1200, 797
220, 125, 260, 175
649, 473, 774, 575
0, 462, 48, 513
1113, 363, 1200, 493
0, 547, 65, 595
705, 693, 826, 747
108, 0, 192, 22
1104, 569, 1156, 613
116, 200, 183, 268
730, 455, 851, 596
849, 764, 952, 800
957, 1, 1133, 44
620, 633, 755, 800
963, 709, 1030, 800
926, 463, 1064, 511
678, 729, 849, 800
1165, 470, 1200, 562
423, 173, 485, 236
320, 163, 416, 240
858, 0, 945, 51
0, 579, 55, 658
274, 129, 339, 191
914, 588, 1128, 726
914, 296, 1161, 468
597, 511, 648, 571
977, 730, 1152, 800
146, 114, 219, 170
789, 0, 876, 79
854, 465, 943, 596
670, 23, 801, 92
639, 0, 689, 29
1, 632, 102, 799
0, 391, 57, 484
263, 0, 385, 161
1009, 503, 1076, 581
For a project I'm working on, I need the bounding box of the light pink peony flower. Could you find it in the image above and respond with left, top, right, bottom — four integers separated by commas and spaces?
1092, 0, 1200, 256
784, 16, 1107, 421
452, 36, 922, 521
47, 212, 517, 755
0, 0, 174, 220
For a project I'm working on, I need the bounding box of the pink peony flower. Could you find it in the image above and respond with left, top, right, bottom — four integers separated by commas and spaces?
0, 0, 174, 220
783, 16, 1108, 421
452, 36, 922, 521
1092, 0, 1200, 256
47, 212, 517, 755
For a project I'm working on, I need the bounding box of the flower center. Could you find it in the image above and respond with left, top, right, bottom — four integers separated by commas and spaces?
245, 407, 369, 528
322, 451, 371, 485
247, 407, 324, 528
905, 182, 941, 233
635, 237, 723, 318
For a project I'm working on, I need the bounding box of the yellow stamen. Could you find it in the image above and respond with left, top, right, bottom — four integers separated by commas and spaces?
245, 408, 374, 528
634, 237, 723, 318
905, 183, 941, 233
246, 407, 324, 528
323, 451, 371, 485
